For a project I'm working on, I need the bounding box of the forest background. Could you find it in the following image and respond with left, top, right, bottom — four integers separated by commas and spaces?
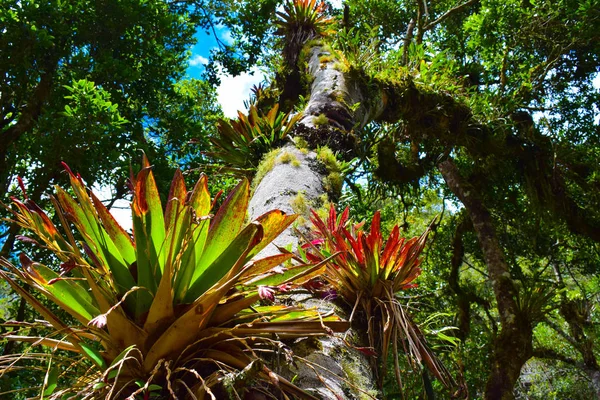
0, 0, 599, 399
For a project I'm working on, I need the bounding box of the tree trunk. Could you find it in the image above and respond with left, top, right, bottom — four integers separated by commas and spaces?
272, 34, 539, 397
560, 299, 600, 398
245, 40, 388, 397
298, 45, 383, 132
438, 159, 532, 400
249, 144, 378, 399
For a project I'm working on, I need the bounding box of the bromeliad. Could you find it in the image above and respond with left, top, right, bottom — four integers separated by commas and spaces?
0, 158, 348, 399
303, 205, 455, 391
206, 103, 301, 174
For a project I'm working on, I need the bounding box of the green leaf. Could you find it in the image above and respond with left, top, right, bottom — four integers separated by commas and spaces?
108, 344, 137, 368
173, 219, 210, 302
55, 186, 135, 293
42, 367, 59, 396
192, 179, 250, 283
185, 222, 263, 301
80, 342, 107, 369
31, 263, 99, 323
91, 192, 135, 265
131, 157, 166, 317
251, 263, 320, 287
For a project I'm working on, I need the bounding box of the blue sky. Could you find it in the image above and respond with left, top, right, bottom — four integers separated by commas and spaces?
183, 0, 346, 118
102, 28, 269, 231
185, 28, 265, 119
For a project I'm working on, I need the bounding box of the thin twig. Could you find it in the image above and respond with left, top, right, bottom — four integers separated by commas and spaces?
424, 0, 479, 31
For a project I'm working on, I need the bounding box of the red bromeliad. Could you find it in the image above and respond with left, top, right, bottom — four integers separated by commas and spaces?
304, 205, 456, 391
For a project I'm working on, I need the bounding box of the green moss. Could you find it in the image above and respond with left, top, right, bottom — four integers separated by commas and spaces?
290, 191, 308, 215
313, 113, 329, 126
313, 193, 329, 208
316, 146, 341, 173
278, 150, 300, 165
252, 148, 282, 192
333, 61, 348, 72
329, 90, 345, 103
293, 215, 307, 227
304, 38, 324, 49
278, 151, 292, 163
315, 206, 329, 221
312, 198, 332, 221
293, 136, 309, 150
316, 146, 344, 196
319, 54, 335, 64
339, 350, 379, 399
323, 171, 343, 195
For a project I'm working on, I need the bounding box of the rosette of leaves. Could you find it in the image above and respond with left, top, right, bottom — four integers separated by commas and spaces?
0, 158, 348, 399
303, 206, 455, 390
208, 103, 301, 174
275, 0, 334, 66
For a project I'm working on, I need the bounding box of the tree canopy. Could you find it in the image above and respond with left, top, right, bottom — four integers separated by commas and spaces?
1, 0, 599, 399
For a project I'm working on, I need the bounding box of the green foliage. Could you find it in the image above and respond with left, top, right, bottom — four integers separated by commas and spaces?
201, 0, 280, 84
333, 27, 381, 73
148, 79, 223, 170
208, 104, 301, 174
0, 161, 349, 398
275, 0, 333, 39
0, 0, 222, 252
275, 0, 334, 66
2, 0, 600, 396
62, 80, 128, 128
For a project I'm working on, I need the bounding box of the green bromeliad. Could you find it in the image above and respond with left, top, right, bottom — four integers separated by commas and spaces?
207, 104, 301, 174
0, 157, 347, 399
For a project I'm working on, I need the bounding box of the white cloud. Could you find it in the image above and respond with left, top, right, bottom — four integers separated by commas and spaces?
215, 24, 234, 45
329, 0, 343, 8
217, 67, 266, 118
93, 184, 133, 232
220, 30, 234, 45
189, 54, 209, 67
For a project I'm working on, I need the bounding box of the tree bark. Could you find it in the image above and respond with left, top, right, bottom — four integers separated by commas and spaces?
438, 158, 532, 400
299, 45, 384, 132
244, 39, 392, 398
249, 145, 378, 399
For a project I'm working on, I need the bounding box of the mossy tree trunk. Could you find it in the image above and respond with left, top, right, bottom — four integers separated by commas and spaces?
247, 42, 387, 400
248, 148, 377, 399
263, 36, 549, 398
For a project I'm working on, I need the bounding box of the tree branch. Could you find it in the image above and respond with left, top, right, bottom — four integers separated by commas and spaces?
542, 318, 578, 348
415, 0, 426, 44
532, 347, 582, 368
402, 18, 416, 66
424, 0, 479, 31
